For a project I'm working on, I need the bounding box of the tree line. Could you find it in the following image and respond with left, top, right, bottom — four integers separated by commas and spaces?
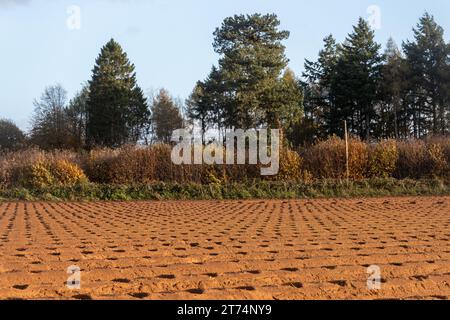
1, 12, 449, 152
301, 13, 450, 144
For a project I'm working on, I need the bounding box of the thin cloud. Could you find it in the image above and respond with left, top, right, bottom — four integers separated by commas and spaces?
0, 0, 31, 8
0, 0, 154, 8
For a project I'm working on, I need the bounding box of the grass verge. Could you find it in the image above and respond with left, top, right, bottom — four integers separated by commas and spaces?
0, 178, 448, 201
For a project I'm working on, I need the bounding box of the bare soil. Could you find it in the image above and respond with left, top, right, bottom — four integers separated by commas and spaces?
0, 196, 449, 300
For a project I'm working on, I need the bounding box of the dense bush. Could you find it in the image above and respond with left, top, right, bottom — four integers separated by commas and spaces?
426, 143, 448, 178
394, 139, 449, 179
302, 136, 344, 179
395, 140, 428, 179
0, 149, 85, 189
0, 137, 448, 191
302, 136, 369, 180
50, 160, 87, 186
277, 148, 303, 181
276, 148, 313, 183
84, 144, 265, 185
15, 159, 86, 189
86, 146, 156, 184
19, 161, 55, 189
1, 149, 68, 188
369, 140, 398, 178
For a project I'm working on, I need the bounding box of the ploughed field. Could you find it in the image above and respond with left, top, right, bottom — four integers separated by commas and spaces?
0, 197, 449, 300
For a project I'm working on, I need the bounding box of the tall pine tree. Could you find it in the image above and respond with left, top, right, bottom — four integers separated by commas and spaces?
302, 35, 339, 138
403, 13, 450, 137
333, 18, 383, 140
212, 14, 300, 130
86, 39, 150, 148
379, 38, 406, 139
151, 89, 184, 144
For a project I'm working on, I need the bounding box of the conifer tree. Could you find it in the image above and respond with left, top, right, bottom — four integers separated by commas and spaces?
151, 89, 184, 144
379, 38, 405, 139
86, 39, 150, 147
403, 13, 450, 136
302, 35, 339, 138
332, 18, 383, 140
212, 14, 297, 130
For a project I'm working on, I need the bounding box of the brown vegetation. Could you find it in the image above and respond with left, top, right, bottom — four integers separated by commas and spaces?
0, 137, 448, 190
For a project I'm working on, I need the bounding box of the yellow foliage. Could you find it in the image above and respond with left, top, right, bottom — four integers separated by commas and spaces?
277, 149, 303, 181
21, 161, 54, 189
50, 160, 87, 186
427, 144, 447, 177
369, 140, 398, 178
348, 139, 369, 180
18, 159, 87, 188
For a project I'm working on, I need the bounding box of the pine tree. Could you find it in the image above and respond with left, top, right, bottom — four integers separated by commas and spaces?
302, 35, 339, 138
186, 82, 209, 144
86, 39, 150, 147
186, 66, 227, 143
263, 68, 303, 130
212, 14, 296, 130
403, 13, 450, 136
332, 18, 383, 140
151, 89, 184, 144
379, 38, 406, 138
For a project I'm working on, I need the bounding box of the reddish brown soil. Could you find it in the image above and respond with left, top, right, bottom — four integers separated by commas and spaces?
0, 197, 449, 300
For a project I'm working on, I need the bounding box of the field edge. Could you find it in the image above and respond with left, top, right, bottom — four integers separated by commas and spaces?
0, 178, 448, 202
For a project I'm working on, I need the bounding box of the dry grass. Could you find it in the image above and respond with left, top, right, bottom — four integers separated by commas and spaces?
302, 136, 369, 180
1, 137, 448, 190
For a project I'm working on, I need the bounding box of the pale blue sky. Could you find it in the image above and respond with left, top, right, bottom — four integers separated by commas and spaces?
1, 0, 449, 130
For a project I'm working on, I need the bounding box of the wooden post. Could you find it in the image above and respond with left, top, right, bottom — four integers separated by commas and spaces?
344, 120, 349, 182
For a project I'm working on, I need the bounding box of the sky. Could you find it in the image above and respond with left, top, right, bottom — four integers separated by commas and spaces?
1, 0, 449, 131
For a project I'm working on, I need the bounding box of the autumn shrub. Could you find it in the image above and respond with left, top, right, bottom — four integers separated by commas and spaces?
439, 138, 450, 166
303, 136, 344, 179
50, 160, 88, 186
393, 138, 449, 179
276, 148, 302, 181
394, 140, 427, 179
162, 144, 263, 184
347, 138, 370, 180
368, 140, 398, 178
272, 148, 313, 183
303, 136, 369, 180
153, 144, 184, 182
14, 159, 87, 189
18, 160, 55, 189
105, 146, 157, 184
84, 148, 120, 183
425, 136, 450, 164
0, 148, 83, 189
81, 145, 316, 184
0, 149, 43, 188
426, 143, 448, 178
84, 144, 193, 184
1, 137, 449, 191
